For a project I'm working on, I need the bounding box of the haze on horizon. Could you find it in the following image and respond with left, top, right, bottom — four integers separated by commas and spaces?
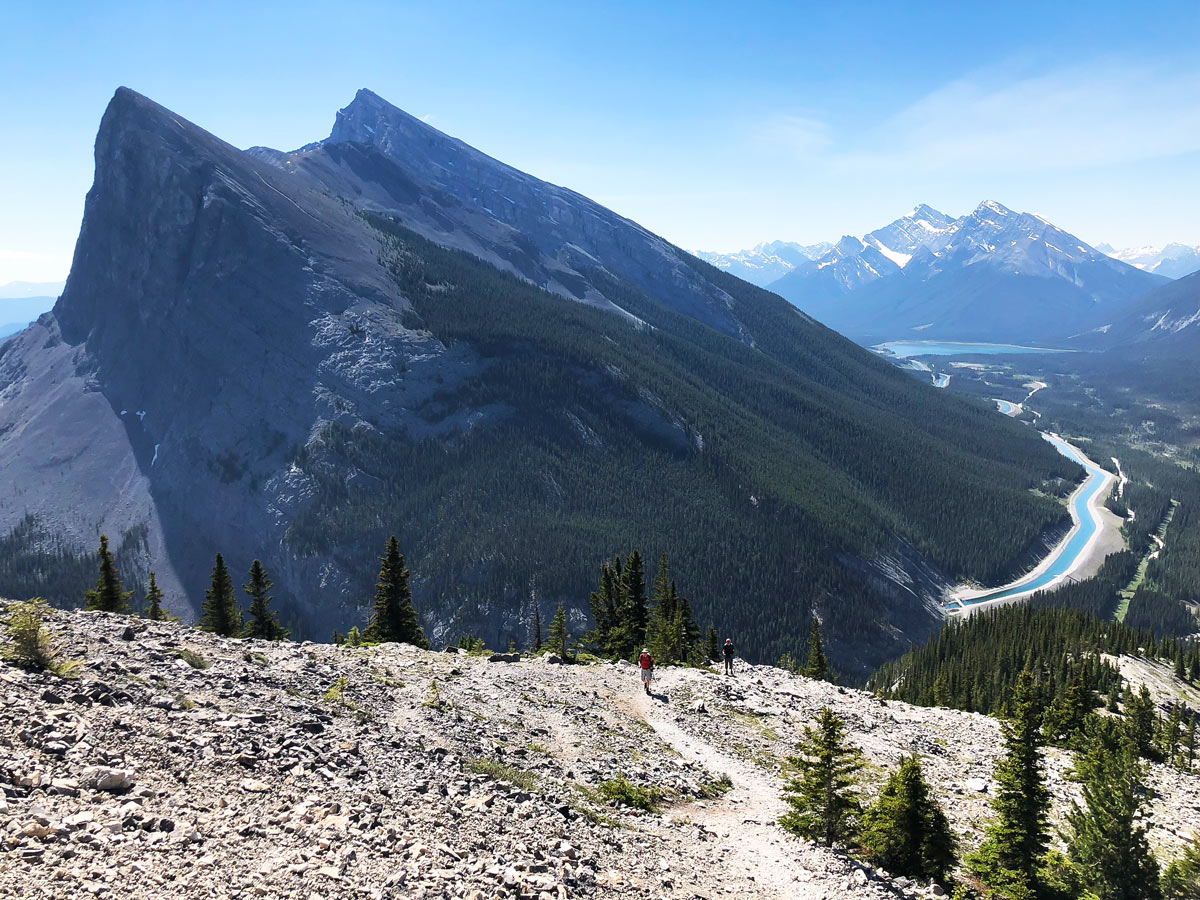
2, 0, 1199, 285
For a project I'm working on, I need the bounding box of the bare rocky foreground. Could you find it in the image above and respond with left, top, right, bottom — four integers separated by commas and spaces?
2, 608, 1197, 899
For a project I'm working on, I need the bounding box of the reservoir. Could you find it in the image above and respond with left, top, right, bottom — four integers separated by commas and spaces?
874, 341, 1072, 358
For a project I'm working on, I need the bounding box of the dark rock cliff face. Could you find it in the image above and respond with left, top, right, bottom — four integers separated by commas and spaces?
0, 89, 1078, 669
2, 89, 441, 629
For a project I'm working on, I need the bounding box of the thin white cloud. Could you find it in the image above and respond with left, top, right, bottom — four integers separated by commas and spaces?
836, 59, 1200, 175
755, 114, 832, 159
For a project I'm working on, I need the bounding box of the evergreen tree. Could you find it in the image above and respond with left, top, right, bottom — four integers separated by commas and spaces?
967, 670, 1051, 898
143, 572, 169, 621
859, 754, 956, 885
1162, 834, 1200, 900
200, 553, 243, 636
243, 559, 288, 640
363, 537, 429, 648
647, 553, 678, 663
615, 549, 647, 658
706, 625, 720, 662
1043, 669, 1091, 746
1066, 731, 1162, 900
1160, 703, 1185, 765
588, 561, 618, 655
804, 617, 828, 680
548, 600, 569, 660
779, 707, 863, 846
1125, 685, 1159, 760
675, 591, 701, 663
83, 534, 133, 613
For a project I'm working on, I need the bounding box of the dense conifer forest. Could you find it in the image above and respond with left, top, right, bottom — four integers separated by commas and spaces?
279, 215, 1078, 671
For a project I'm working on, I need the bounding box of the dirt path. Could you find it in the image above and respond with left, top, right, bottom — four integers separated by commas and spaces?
629, 672, 875, 900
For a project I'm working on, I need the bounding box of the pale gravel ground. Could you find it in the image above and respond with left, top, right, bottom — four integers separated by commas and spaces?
2, 608, 1197, 900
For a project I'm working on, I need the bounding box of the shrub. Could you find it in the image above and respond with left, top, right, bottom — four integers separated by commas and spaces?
598, 776, 664, 812
3, 598, 58, 670
170, 647, 211, 669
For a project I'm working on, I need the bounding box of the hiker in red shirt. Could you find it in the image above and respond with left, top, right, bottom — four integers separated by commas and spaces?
638, 648, 654, 695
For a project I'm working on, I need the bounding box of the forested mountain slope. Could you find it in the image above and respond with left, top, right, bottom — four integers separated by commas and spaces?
0, 89, 1077, 673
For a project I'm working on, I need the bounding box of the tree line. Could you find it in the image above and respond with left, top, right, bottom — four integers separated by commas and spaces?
76, 533, 428, 648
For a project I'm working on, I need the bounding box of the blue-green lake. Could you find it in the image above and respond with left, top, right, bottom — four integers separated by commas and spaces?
874, 341, 1072, 358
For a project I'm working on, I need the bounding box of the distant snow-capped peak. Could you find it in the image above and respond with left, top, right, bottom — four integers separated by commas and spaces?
1099, 243, 1200, 279
696, 240, 831, 287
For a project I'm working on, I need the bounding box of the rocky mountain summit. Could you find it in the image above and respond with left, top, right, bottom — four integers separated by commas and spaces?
3, 606, 1197, 899
0, 87, 1075, 670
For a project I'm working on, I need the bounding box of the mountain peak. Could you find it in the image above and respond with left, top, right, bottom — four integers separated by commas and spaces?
910, 203, 948, 222
974, 200, 1013, 218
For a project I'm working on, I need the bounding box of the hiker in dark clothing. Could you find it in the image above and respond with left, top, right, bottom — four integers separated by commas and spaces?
723, 638, 735, 675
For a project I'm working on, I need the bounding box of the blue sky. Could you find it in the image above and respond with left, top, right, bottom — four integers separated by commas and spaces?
3, 0, 1199, 283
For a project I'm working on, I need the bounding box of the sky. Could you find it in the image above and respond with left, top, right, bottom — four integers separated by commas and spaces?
3, 0, 1200, 285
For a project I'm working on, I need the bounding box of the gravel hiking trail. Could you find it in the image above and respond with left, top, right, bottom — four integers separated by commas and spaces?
631, 669, 872, 900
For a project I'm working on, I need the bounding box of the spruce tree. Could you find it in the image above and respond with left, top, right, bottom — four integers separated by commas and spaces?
363, 537, 429, 648
616, 549, 648, 658
779, 707, 863, 846
1066, 731, 1161, 900
243, 560, 288, 640
143, 572, 169, 621
706, 625, 720, 662
588, 561, 620, 657
647, 553, 678, 663
860, 754, 956, 885
200, 553, 243, 636
1162, 834, 1200, 900
1125, 685, 1159, 760
675, 591, 700, 663
967, 670, 1051, 898
83, 534, 133, 613
804, 617, 828, 680
548, 600, 569, 660
1044, 668, 1091, 746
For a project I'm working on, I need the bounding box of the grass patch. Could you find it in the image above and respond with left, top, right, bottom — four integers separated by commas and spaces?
422, 679, 444, 709
466, 758, 540, 792
323, 676, 371, 719
170, 647, 211, 670
696, 774, 733, 799
597, 775, 665, 813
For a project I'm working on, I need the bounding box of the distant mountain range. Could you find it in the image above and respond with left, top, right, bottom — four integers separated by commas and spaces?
0, 283, 62, 339
703, 203, 1168, 344
1094, 243, 1200, 280
0, 88, 1075, 673
695, 241, 830, 287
